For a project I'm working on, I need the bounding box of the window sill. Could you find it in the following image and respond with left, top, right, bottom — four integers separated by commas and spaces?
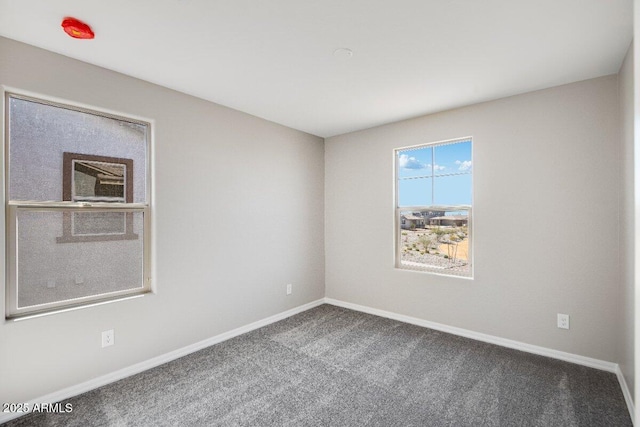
6, 292, 151, 322
395, 262, 474, 280
56, 232, 139, 243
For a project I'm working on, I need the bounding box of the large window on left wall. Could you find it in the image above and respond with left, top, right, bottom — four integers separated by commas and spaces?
5, 92, 152, 319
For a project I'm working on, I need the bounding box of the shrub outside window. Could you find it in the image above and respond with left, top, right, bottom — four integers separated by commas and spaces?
395, 137, 472, 277
5, 92, 152, 319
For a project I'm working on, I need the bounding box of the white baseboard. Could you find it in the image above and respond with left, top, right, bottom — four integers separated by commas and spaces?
324, 297, 634, 424
616, 365, 636, 425
0, 299, 325, 425
324, 298, 616, 371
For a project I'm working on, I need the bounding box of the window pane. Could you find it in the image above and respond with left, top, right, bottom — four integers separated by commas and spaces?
398, 177, 432, 207
16, 209, 144, 308
399, 208, 471, 277
397, 146, 432, 178
74, 160, 126, 201
73, 212, 126, 236
9, 97, 147, 203
434, 174, 472, 206
433, 140, 472, 176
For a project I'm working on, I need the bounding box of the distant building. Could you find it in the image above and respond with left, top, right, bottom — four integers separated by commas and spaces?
429, 215, 468, 227
414, 210, 445, 220
401, 214, 425, 229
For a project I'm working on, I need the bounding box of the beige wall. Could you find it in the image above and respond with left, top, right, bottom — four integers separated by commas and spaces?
0, 33, 633, 407
619, 42, 634, 400
326, 75, 621, 362
0, 37, 325, 403
635, 3, 640, 417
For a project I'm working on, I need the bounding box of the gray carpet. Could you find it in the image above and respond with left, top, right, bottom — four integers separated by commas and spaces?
4, 304, 632, 426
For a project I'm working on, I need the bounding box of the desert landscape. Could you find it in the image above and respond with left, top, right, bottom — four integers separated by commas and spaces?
400, 225, 470, 275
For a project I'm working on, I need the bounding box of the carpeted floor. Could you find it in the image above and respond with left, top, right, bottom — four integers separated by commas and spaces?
4, 304, 632, 426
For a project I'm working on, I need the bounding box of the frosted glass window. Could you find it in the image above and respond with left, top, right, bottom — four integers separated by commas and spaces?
5, 92, 151, 319
16, 210, 144, 309
8, 97, 147, 203
395, 138, 473, 278
72, 212, 126, 236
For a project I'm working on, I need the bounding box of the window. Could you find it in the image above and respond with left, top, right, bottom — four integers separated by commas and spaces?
67, 153, 131, 203
395, 138, 472, 277
5, 92, 152, 319
58, 153, 138, 242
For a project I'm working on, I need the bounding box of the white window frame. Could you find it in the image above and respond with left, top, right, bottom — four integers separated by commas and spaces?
4, 90, 153, 320
394, 137, 473, 278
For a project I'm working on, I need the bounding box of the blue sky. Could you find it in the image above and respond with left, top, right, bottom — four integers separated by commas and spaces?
398, 140, 472, 207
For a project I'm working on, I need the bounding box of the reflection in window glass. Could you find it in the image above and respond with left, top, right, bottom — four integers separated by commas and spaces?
72, 212, 126, 236
73, 160, 126, 201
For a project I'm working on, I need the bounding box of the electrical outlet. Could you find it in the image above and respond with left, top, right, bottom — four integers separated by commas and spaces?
102, 330, 114, 347
75, 275, 84, 285
557, 314, 570, 330
286, 283, 292, 295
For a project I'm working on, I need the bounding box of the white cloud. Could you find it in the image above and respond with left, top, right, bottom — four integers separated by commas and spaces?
455, 160, 472, 171
399, 154, 425, 169
427, 164, 446, 171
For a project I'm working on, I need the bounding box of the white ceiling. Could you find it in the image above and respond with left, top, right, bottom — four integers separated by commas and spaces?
0, 0, 633, 137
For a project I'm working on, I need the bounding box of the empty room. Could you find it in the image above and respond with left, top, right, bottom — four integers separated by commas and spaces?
0, 0, 638, 425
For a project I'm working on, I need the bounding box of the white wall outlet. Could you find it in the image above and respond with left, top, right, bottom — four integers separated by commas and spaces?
102, 330, 114, 347
46, 279, 56, 289
75, 275, 84, 285
557, 314, 570, 330
286, 283, 292, 295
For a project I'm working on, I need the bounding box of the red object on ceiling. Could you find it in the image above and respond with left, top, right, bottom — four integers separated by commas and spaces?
61, 17, 94, 39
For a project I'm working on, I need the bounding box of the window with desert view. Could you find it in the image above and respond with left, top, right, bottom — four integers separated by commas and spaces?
395, 138, 472, 277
